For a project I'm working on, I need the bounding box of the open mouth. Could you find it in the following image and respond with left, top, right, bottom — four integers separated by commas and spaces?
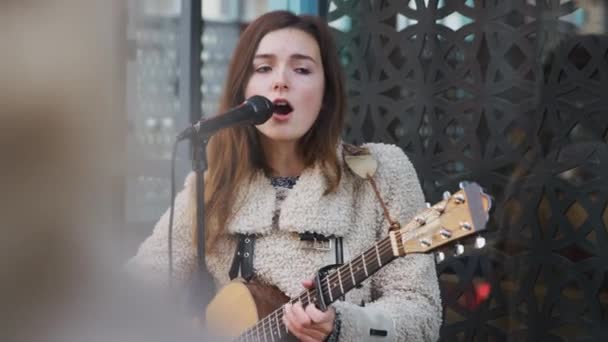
273, 99, 293, 115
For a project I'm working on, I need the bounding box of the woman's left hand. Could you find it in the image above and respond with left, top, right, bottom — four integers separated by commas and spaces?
283, 279, 336, 342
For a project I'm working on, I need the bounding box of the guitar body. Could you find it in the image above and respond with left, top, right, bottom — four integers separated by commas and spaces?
206, 281, 290, 338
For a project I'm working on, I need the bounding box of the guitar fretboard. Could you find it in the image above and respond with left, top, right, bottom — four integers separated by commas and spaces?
236, 233, 399, 342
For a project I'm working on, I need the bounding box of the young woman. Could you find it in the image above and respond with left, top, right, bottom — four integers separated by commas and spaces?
129, 10, 441, 341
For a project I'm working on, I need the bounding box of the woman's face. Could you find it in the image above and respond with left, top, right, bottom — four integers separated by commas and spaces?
245, 28, 325, 143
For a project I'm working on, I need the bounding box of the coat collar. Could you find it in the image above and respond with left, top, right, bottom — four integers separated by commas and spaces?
226, 148, 359, 238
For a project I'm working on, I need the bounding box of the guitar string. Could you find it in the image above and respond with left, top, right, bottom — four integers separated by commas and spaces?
243, 237, 396, 341
244, 214, 443, 340
265, 202, 473, 342
242, 201, 458, 340
246, 222, 457, 341
246, 225, 434, 340
313, 199, 461, 304
291, 193, 446, 301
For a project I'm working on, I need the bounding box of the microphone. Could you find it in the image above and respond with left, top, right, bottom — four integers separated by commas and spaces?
176, 95, 273, 141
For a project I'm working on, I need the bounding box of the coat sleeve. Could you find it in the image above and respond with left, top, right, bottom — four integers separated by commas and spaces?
125, 172, 198, 285
333, 144, 442, 341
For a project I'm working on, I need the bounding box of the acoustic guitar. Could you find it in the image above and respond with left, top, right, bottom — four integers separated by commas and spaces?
206, 182, 491, 341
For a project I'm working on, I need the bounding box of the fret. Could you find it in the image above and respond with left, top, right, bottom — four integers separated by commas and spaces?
281, 308, 288, 336
337, 267, 345, 294
381, 239, 396, 267
307, 291, 311, 305
274, 311, 282, 339
375, 243, 383, 268
269, 320, 275, 342
268, 314, 276, 341
256, 324, 261, 342
361, 252, 369, 276
262, 321, 268, 342
349, 261, 357, 286
382, 240, 395, 265
326, 276, 333, 302
269, 317, 276, 342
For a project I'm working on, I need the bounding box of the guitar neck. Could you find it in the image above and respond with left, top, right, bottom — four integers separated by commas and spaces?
236, 236, 397, 342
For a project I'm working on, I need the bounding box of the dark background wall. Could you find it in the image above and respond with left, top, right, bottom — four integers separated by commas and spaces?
327, 1, 608, 340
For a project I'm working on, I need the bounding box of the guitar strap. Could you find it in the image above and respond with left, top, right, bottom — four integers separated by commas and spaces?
229, 233, 255, 281
342, 143, 401, 233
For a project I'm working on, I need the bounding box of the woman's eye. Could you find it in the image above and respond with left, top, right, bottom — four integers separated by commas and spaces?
255, 66, 272, 73
295, 68, 311, 75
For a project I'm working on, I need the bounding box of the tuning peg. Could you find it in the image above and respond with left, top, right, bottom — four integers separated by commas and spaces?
474, 236, 486, 249
454, 243, 464, 256
436, 252, 445, 263
443, 191, 451, 200
460, 221, 472, 231
459, 181, 469, 189
439, 228, 452, 239
419, 238, 432, 248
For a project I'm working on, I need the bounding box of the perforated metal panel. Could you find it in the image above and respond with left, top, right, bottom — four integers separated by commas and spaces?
327, 1, 608, 340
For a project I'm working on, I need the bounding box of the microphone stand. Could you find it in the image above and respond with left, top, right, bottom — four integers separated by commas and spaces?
190, 133, 214, 318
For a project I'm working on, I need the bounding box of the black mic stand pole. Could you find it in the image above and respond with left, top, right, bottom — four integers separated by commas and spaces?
191, 133, 215, 318
179, 0, 213, 319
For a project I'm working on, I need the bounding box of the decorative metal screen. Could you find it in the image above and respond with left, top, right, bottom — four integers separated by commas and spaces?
327, 0, 608, 340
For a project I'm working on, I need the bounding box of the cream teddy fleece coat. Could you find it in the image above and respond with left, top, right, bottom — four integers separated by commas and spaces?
128, 143, 442, 341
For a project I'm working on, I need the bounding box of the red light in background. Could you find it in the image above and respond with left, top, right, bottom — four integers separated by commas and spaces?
462, 281, 492, 310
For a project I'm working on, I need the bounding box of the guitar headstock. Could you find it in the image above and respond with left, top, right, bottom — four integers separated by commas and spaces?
389, 182, 492, 258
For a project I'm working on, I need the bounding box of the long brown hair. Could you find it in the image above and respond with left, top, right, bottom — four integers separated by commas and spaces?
194, 11, 346, 252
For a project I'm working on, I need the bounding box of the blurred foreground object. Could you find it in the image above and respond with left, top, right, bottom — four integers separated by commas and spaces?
0, 1, 209, 341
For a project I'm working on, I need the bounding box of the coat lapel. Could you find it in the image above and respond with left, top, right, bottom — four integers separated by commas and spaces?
279, 163, 356, 237
226, 172, 276, 235
226, 158, 358, 238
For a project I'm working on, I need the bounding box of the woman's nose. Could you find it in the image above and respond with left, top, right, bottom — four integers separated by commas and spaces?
273, 81, 288, 91
272, 71, 289, 91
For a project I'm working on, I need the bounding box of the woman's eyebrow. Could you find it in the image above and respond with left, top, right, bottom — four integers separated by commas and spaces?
290, 53, 317, 64
253, 53, 317, 64
253, 53, 275, 60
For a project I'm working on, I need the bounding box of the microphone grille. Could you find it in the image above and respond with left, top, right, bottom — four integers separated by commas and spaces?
246, 95, 274, 124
